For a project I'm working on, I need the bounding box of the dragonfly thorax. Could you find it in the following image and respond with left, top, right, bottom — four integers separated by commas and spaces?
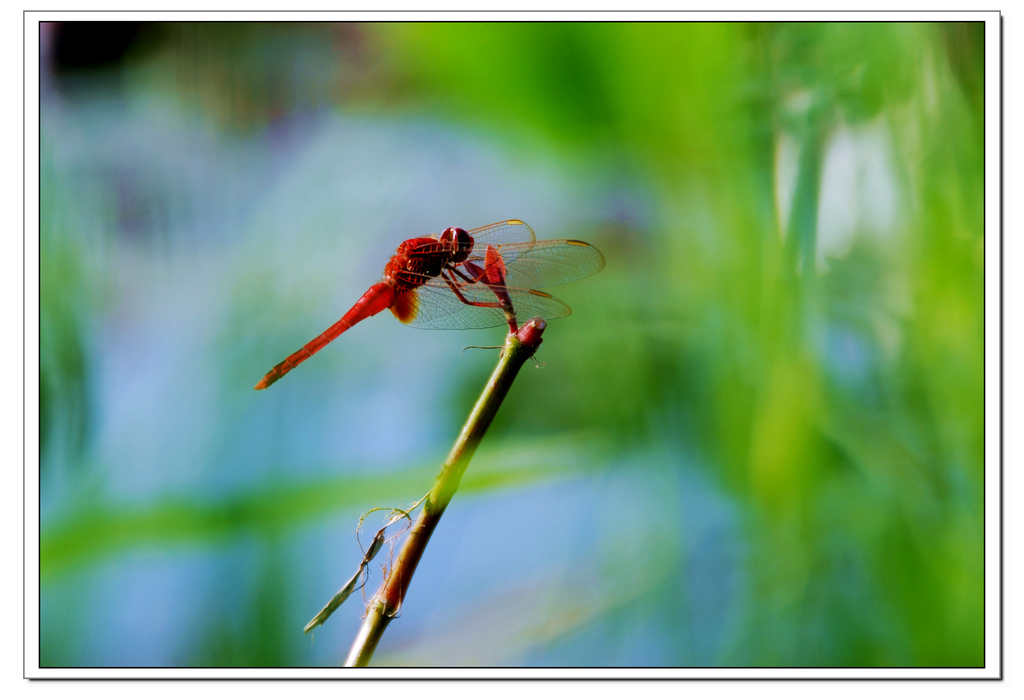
385, 233, 470, 291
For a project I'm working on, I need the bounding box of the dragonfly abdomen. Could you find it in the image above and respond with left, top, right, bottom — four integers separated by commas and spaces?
254, 282, 396, 390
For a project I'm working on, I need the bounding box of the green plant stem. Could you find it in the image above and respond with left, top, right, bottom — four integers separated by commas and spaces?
343, 320, 546, 667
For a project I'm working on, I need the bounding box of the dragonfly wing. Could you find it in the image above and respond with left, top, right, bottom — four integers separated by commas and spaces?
505, 287, 573, 321
393, 284, 509, 330
462, 239, 605, 290
465, 220, 537, 267
395, 271, 575, 330
467, 219, 536, 246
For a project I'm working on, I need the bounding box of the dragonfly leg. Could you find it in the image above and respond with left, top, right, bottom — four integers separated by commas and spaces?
441, 268, 500, 307
443, 264, 518, 335
448, 264, 485, 287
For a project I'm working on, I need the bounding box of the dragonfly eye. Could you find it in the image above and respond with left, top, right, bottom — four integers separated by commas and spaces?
442, 227, 473, 262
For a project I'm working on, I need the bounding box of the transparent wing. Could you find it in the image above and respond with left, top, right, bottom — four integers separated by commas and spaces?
466, 219, 536, 247
453, 238, 605, 290
395, 281, 572, 330
495, 239, 605, 289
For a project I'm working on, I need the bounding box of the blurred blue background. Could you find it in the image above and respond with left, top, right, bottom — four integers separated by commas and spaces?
39, 21, 984, 667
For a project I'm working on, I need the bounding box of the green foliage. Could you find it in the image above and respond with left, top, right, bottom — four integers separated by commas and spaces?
40, 157, 94, 470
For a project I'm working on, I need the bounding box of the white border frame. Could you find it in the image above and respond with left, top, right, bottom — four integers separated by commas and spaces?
22, 10, 1002, 680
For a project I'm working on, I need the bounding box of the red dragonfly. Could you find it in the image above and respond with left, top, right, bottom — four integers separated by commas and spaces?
255, 219, 604, 390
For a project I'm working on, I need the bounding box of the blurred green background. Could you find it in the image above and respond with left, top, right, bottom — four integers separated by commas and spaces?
39, 21, 985, 668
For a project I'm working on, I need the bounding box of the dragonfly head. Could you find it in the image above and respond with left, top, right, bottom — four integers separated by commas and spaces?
440, 227, 474, 263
